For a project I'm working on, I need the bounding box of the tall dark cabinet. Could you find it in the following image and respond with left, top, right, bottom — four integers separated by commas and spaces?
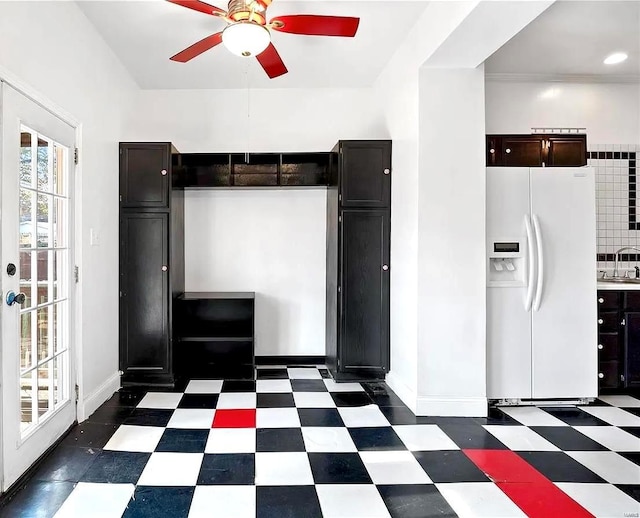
326, 141, 391, 381
119, 142, 184, 386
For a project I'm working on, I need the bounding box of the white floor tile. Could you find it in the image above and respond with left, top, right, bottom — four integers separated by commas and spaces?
500, 407, 569, 426
188, 486, 256, 518
255, 452, 313, 485
205, 428, 256, 453
53, 483, 134, 518
256, 365, 287, 369
337, 405, 390, 427
256, 380, 293, 393
598, 395, 640, 408
137, 392, 183, 409
567, 451, 640, 484
574, 426, 640, 452
103, 425, 164, 452
302, 427, 357, 452
316, 485, 391, 518
216, 392, 257, 409
393, 425, 459, 451
555, 483, 640, 518
578, 406, 640, 426
436, 482, 527, 517
256, 408, 301, 428
167, 409, 215, 429
137, 452, 203, 486
483, 425, 560, 451
323, 379, 365, 392
185, 380, 223, 394
360, 451, 432, 484
293, 392, 336, 408
287, 368, 322, 380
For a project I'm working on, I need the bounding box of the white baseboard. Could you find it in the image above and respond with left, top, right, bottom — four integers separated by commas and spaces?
415, 396, 488, 417
78, 371, 121, 422
385, 371, 418, 413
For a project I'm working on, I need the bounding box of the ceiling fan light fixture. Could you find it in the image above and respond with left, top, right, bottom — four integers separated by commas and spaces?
222, 22, 271, 57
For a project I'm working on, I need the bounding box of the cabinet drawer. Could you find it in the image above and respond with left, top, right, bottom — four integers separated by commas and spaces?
597, 291, 621, 311
598, 361, 620, 389
597, 333, 619, 361
625, 291, 640, 310
598, 311, 620, 333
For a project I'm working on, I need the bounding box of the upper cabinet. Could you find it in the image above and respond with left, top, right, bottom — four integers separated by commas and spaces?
338, 141, 391, 208
487, 134, 587, 168
120, 142, 174, 208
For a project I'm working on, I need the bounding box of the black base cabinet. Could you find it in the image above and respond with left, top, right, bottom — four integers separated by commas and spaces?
326, 141, 391, 381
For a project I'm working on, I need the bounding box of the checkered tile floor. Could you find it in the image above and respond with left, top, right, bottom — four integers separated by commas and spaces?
2, 366, 640, 517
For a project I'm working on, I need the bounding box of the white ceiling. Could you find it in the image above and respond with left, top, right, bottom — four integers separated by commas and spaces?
485, 0, 640, 80
77, 0, 428, 89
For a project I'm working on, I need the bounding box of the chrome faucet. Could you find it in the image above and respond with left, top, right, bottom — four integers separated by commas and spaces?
613, 246, 640, 278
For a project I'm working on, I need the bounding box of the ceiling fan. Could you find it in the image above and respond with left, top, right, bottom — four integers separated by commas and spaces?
167, 0, 360, 78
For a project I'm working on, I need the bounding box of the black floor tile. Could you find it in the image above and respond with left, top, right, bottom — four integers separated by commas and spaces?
308, 452, 372, 484
298, 408, 345, 427
378, 406, 427, 425
413, 451, 489, 483
177, 394, 219, 409
197, 454, 254, 485
378, 484, 458, 518
59, 422, 119, 448
348, 427, 406, 451
622, 427, 640, 439
331, 392, 374, 407
256, 368, 289, 380
222, 380, 256, 392
291, 380, 327, 392
439, 423, 508, 449
257, 428, 305, 452
123, 408, 174, 427
155, 429, 209, 453
616, 484, 640, 502
619, 452, 640, 466
531, 426, 609, 451
86, 404, 135, 425
623, 407, 640, 417
32, 446, 99, 482
122, 486, 194, 518
256, 486, 322, 518
539, 407, 609, 426
0, 480, 75, 518
474, 407, 520, 426
80, 450, 151, 484
257, 393, 295, 408
516, 451, 606, 482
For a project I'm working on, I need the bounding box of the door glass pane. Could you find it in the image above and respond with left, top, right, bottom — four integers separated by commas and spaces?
19, 189, 34, 248
54, 251, 67, 301
20, 371, 35, 432
36, 193, 50, 248
53, 197, 66, 248
20, 312, 33, 371
37, 307, 49, 362
19, 251, 32, 308
53, 303, 65, 354
36, 251, 50, 305
37, 136, 50, 193
37, 364, 51, 417
20, 131, 32, 187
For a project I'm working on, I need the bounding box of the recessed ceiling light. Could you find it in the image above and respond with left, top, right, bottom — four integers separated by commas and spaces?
604, 52, 628, 65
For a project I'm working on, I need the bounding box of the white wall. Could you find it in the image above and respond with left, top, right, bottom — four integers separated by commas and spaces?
0, 1, 137, 420
185, 190, 326, 356
485, 80, 640, 145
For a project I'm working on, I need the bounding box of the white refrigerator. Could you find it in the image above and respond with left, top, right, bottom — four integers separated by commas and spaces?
487, 167, 597, 401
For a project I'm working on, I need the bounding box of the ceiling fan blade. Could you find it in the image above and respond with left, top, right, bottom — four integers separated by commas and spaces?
256, 43, 288, 79
166, 0, 226, 17
170, 32, 224, 62
270, 15, 360, 37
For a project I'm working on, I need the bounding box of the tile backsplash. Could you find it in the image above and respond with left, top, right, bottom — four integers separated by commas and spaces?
592, 144, 640, 272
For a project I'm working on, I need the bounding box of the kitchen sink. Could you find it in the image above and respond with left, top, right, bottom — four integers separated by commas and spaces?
599, 277, 640, 284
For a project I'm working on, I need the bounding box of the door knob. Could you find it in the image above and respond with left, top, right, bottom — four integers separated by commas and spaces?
6, 291, 26, 306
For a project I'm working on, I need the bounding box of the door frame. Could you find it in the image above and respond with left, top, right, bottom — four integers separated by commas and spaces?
0, 65, 83, 493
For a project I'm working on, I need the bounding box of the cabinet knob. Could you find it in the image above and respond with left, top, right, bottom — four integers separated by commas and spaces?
505, 148, 511, 154
598, 344, 603, 350
161, 169, 167, 176
598, 318, 603, 324
598, 297, 604, 303
598, 373, 604, 379
383, 168, 390, 175
382, 264, 389, 271
489, 148, 495, 154
161, 265, 168, 272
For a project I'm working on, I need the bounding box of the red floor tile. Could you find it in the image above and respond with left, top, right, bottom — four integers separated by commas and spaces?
212, 409, 256, 428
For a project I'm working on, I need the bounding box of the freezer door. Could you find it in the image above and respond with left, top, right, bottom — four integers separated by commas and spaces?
486, 167, 533, 399
530, 167, 597, 399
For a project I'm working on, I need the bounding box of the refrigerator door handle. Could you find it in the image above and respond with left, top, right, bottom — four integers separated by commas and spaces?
524, 214, 536, 311
532, 214, 544, 311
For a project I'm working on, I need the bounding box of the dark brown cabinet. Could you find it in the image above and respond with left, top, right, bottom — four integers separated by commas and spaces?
326, 141, 391, 381
624, 311, 640, 388
119, 142, 184, 386
487, 134, 587, 167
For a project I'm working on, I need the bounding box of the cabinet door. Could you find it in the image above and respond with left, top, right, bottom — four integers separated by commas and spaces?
120, 213, 170, 375
502, 137, 544, 167
340, 141, 391, 208
339, 209, 390, 374
548, 137, 586, 167
120, 143, 170, 208
624, 311, 640, 387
